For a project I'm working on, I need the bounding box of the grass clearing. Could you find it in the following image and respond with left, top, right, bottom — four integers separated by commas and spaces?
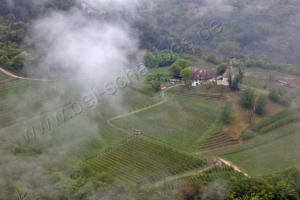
113, 93, 224, 152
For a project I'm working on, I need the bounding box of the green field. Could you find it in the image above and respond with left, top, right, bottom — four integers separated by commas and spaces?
112, 93, 224, 152
0, 71, 10, 81
218, 123, 300, 176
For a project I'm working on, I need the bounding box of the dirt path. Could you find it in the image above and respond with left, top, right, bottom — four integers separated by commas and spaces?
106, 86, 178, 134
142, 156, 250, 189
217, 157, 250, 177
0, 66, 51, 82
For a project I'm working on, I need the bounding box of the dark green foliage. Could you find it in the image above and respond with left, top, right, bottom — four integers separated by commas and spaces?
139, 85, 154, 96
144, 52, 158, 68
205, 81, 217, 89
216, 63, 227, 76
253, 108, 300, 131
253, 108, 300, 134
242, 130, 257, 141
0, 22, 28, 72
174, 58, 192, 69
146, 73, 171, 83
230, 77, 239, 91
144, 50, 177, 68
227, 168, 300, 200
260, 113, 300, 134
152, 81, 161, 93
156, 50, 178, 67
240, 88, 256, 109
245, 59, 266, 68
180, 67, 192, 87
230, 68, 243, 91
169, 63, 182, 76
169, 58, 192, 76
269, 88, 291, 106
179, 167, 300, 200
204, 54, 219, 64
255, 95, 267, 115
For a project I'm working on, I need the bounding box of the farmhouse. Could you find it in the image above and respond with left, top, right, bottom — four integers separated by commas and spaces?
189, 67, 216, 86
217, 60, 234, 86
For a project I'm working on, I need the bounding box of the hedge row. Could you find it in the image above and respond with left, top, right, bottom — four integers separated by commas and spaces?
260, 113, 300, 134
253, 108, 300, 131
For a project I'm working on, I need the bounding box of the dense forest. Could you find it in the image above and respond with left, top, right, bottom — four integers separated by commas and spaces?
1, 0, 300, 73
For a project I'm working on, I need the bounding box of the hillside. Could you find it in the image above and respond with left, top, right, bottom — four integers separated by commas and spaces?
0, 0, 300, 200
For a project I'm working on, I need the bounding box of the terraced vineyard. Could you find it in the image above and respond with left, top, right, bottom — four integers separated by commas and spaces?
86, 137, 208, 184
254, 108, 300, 134
198, 131, 240, 151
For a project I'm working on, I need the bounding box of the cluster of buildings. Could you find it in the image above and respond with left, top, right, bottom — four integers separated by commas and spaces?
190, 60, 234, 87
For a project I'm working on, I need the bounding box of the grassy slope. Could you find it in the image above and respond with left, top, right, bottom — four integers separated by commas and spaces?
112, 93, 224, 152
0, 71, 9, 80
217, 123, 300, 176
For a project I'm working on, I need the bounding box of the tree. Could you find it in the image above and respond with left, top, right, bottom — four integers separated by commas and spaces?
205, 54, 219, 64
144, 52, 157, 68
156, 51, 177, 67
230, 77, 240, 90
180, 67, 192, 88
269, 88, 291, 106
255, 95, 267, 115
216, 62, 227, 76
174, 58, 192, 69
152, 81, 161, 93
169, 63, 182, 76
230, 67, 244, 91
240, 88, 256, 109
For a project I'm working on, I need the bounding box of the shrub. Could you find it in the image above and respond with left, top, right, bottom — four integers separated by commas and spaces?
205, 81, 216, 89
169, 63, 182, 76
144, 52, 158, 68
139, 86, 154, 96
216, 63, 227, 76
255, 95, 267, 115
205, 54, 219, 64
152, 82, 161, 93
242, 130, 257, 141
239, 88, 256, 109
269, 88, 291, 107
180, 67, 192, 88
260, 113, 300, 134
174, 58, 192, 68
156, 51, 178, 67
245, 59, 266, 68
